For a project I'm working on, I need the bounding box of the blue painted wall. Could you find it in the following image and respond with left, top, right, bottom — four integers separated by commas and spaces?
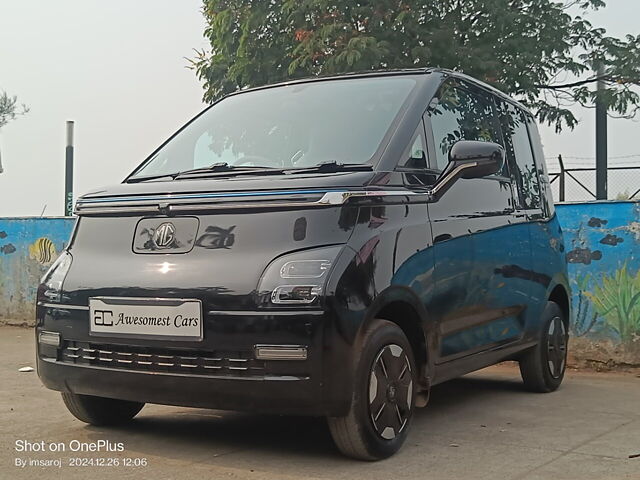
0, 203, 638, 363
556, 201, 640, 355
0, 217, 76, 323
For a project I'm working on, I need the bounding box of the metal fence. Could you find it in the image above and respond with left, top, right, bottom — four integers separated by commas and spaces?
547, 155, 640, 202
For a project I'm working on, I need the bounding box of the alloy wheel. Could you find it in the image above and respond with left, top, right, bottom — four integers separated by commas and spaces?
368, 344, 413, 440
547, 316, 567, 379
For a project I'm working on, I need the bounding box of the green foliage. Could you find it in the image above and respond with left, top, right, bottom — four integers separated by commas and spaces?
192, 0, 640, 132
573, 272, 599, 337
0, 91, 28, 130
585, 264, 640, 343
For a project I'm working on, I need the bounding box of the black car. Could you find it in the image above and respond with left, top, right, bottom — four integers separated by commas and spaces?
36, 69, 570, 460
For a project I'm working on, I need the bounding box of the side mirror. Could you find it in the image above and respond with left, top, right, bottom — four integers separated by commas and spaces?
430, 140, 505, 200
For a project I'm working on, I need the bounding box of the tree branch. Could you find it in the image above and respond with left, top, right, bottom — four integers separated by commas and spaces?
536, 75, 606, 90
537, 75, 640, 90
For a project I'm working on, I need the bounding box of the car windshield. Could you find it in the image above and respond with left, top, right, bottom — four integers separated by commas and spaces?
129, 76, 417, 179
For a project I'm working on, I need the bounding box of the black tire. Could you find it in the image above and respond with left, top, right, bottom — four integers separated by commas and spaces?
61, 392, 144, 426
519, 301, 568, 393
328, 319, 417, 461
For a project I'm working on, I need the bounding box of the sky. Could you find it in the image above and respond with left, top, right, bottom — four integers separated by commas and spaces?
0, 0, 638, 216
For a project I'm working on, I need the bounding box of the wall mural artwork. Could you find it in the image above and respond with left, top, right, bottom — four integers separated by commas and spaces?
586, 265, 640, 344
29, 237, 57, 265
0, 218, 76, 324
556, 201, 640, 366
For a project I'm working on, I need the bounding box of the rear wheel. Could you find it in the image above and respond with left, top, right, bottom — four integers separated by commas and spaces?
519, 301, 568, 392
61, 392, 144, 426
327, 319, 417, 460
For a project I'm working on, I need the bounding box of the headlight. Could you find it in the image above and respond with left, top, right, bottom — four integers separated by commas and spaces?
257, 245, 344, 306
38, 251, 73, 303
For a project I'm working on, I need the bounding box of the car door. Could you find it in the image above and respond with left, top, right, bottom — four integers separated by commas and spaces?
500, 105, 551, 337
425, 78, 529, 362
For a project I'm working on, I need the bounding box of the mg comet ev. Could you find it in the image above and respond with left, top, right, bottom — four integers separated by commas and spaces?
36, 69, 570, 460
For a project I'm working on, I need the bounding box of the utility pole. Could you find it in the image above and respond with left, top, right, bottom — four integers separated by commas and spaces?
65, 121, 74, 216
595, 64, 608, 200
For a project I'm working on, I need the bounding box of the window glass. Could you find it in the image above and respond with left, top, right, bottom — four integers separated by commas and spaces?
130, 77, 417, 178
526, 116, 553, 215
428, 80, 503, 171
399, 124, 428, 169
502, 106, 542, 210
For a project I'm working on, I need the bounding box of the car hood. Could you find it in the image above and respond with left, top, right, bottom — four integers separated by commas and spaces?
62, 171, 379, 311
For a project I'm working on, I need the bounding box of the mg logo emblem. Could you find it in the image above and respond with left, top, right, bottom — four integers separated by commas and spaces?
153, 222, 176, 248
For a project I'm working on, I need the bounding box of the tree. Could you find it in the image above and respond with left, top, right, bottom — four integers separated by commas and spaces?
0, 91, 28, 130
0, 91, 29, 173
191, 0, 640, 132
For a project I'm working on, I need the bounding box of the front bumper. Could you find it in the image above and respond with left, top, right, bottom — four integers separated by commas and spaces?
36, 306, 341, 416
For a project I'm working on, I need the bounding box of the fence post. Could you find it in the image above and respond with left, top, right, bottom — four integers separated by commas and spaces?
558, 154, 565, 202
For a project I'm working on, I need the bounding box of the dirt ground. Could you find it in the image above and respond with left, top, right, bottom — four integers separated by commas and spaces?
2, 326, 639, 480
568, 336, 640, 373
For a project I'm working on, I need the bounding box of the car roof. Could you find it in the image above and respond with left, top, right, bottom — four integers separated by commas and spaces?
222, 67, 532, 116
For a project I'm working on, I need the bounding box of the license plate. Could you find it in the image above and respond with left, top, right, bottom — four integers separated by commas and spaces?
89, 297, 202, 341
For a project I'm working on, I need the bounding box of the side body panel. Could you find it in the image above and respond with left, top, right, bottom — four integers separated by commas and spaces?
326, 189, 435, 389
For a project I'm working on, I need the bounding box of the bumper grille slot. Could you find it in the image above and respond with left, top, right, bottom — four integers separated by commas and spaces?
59, 341, 267, 377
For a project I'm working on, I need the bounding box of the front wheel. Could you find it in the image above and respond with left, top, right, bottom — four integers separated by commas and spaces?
61, 392, 144, 426
519, 301, 568, 392
328, 319, 417, 460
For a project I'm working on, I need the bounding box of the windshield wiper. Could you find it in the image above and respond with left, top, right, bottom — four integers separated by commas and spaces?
174, 163, 286, 180
127, 161, 370, 183
128, 163, 281, 183
285, 161, 373, 174
175, 162, 266, 177
126, 173, 178, 183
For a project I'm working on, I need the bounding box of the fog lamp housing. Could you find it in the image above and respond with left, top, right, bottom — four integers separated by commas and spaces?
38, 331, 61, 347
255, 345, 308, 360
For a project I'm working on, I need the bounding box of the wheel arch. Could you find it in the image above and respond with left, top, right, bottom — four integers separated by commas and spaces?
358, 286, 436, 390
548, 282, 571, 327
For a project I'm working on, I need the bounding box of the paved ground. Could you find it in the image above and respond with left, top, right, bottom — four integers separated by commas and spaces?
1, 326, 639, 480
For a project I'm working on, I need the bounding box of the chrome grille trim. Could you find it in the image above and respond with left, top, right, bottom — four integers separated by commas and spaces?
38, 302, 89, 311
59, 341, 268, 377
74, 190, 431, 215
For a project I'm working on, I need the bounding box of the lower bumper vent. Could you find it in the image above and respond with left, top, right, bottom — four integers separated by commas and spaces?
59, 341, 266, 377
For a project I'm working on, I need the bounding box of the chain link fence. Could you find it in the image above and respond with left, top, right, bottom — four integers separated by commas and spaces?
547, 155, 640, 202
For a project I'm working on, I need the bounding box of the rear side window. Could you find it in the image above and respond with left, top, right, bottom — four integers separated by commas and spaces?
526, 116, 554, 216
501, 106, 542, 210
427, 80, 503, 171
